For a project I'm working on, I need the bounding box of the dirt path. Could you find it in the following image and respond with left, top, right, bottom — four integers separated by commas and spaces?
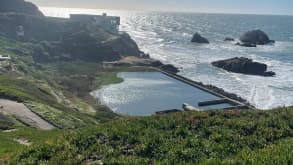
0, 99, 55, 130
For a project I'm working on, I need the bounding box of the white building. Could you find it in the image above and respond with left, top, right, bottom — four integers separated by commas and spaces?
70, 13, 120, 34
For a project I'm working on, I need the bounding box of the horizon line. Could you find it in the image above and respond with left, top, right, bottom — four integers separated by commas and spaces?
38, 6, 293, 17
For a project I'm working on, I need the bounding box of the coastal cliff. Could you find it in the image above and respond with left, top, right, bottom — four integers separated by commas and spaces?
0, 13, 142, 62
0, 0, 44, 16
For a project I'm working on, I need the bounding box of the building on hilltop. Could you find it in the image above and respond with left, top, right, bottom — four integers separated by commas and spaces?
70, 13, 120, 34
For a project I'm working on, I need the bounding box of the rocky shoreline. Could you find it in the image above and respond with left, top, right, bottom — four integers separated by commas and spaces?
191, 81, 253, 107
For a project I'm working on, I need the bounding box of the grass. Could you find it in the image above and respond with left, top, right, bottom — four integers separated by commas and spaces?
0, 113, 15, 130
10, 107, 293, 164
216, 138, 293, 164
95, 71, 123, 89
26, 102, 98, 129
0, 74, 56, 103
0, 127, 62, 162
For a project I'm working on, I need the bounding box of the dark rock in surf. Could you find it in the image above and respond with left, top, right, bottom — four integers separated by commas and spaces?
191, 33, 209, 44
212, 57, 276, 77
240, 29, 275, 45
224, 37, 235, 41
160, 64, 180, 73
235, 42, 257, 47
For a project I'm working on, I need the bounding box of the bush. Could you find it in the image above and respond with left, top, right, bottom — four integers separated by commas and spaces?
13, 108, 293, 164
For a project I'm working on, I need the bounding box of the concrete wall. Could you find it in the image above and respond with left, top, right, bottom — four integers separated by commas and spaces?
70, 14, 120, 34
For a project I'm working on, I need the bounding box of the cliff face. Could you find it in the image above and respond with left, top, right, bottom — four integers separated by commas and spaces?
0, 0, 44, 17
0, 13, 142, 62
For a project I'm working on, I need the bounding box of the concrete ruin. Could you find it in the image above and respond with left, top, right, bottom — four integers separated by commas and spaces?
70, 13, 120, 34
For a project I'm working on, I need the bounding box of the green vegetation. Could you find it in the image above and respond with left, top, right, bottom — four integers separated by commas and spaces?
0, 113, 15, 130
0, 128, 62, 162
95, 72, 123, 89
9, 107, 293, 164
0, 74, 56, 103
216, 138, 293, 164
0, 35, 128, 162
26, 102, 97, 129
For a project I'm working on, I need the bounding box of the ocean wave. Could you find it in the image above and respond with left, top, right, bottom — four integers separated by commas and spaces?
182, 32, 191, 37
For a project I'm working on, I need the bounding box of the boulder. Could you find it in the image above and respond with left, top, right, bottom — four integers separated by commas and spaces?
212, 57, 276, 77
224, 37, 235, 41
0, 0, 44, 17
191, 33, 209, 43
236, 42, 256, 47
240, 30, 274, 45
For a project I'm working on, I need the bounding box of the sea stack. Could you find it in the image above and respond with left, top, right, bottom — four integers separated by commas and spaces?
238, 29, 275, 46
212, 57, 276, 77
191, 33, 209, 44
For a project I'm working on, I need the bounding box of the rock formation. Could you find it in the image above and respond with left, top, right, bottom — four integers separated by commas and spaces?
224, 37, 235, 41
239, 30, 275, 45
0, 13, 142, 63
235, 42, 256, 47
212, 57, 276, 77
0, 0, 43, 17
160, 64, 179, 73
191, 33, 209, 43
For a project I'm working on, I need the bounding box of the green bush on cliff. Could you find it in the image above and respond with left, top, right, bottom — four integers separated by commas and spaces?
13, 107, 293, 164
0, 113, 14, 130
0, 75, 54, 103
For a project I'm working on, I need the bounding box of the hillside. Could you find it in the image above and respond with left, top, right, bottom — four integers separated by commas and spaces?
0, 0, 43, 16
0, 0, 149, 147
11, 107, 293, 164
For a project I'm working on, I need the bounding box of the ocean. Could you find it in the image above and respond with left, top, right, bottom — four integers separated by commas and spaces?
40, 7, 293, 109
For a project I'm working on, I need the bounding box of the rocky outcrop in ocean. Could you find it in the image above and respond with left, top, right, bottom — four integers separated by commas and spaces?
160, 64, 179, 73
191, 33, 209, 43
224, 37, 235, 41
212, 57, 276, 77
239, 29, 275, 46
235, 42, 257, 47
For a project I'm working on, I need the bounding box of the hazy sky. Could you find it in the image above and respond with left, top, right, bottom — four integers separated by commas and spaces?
27, 0, 293, 15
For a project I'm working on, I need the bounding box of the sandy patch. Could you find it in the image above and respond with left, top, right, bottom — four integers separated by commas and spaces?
14, 138, 32, 146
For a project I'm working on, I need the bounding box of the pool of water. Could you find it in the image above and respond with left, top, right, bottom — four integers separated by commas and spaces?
92, 72, 233, 116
